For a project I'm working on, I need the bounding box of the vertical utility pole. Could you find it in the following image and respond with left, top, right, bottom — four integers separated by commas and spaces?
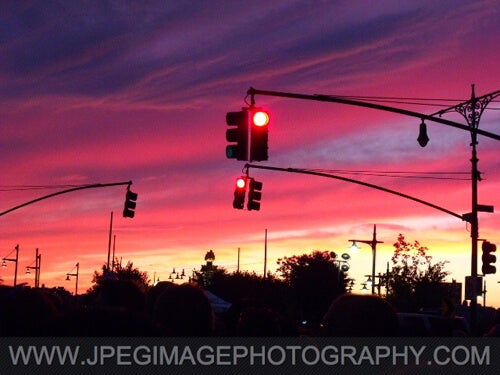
37, 249, 41, 288
34, 248, 41, 288
14, 245, 19, 287
26, 248, 41, 287
237, 247, 240, 273
483, 279, 487, 308
112, 235, 116, 271
349, 224, 383, 294
264, 229, 268, 278
386, 261, 390, 298
2, 244, 19, 286
66, 262, 79, 295
435, 84, 497, 334
107, 211, 113, 270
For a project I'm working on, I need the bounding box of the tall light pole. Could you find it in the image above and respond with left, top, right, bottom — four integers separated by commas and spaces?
430, 84, 498, 333
349, 224, 383, 295
26, 248, 41, 288
66, 262, 79, 296
1, 244, 19, 286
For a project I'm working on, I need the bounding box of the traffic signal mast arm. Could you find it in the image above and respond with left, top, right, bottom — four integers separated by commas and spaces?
247, 87, 500, 141
0, 181, 134, 217
244, 164, 465, 221
243, 86, 499, 335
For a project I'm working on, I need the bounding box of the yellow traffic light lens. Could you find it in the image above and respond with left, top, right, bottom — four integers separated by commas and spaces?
252, 111, 269, 127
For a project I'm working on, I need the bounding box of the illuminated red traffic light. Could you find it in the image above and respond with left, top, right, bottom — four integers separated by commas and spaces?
236, 177, 246, 189
252, 110, 269, 127
233, 177, 247, 209
250, 108, 269, 161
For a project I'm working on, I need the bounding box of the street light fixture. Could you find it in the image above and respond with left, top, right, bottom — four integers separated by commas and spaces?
1, 244, 19, 286
168, 268, 186, 282
349, 224, 383, 295
65, 262, 79, 296
417, 120, 430, 147
365, 275, 373, 287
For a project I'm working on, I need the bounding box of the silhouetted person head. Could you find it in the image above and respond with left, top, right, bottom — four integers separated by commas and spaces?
94, 279, 146, 312
146, 281, 176, 316
321, 294, 398, 337
153, 283, 214, 336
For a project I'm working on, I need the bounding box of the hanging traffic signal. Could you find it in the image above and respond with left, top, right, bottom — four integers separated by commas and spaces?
250, 109, 269, 161
247, 178, 263, 211
233, 177, 247, 209
123, 188, 138, 218
481, 241, 497, 275
226, 110, 248, 160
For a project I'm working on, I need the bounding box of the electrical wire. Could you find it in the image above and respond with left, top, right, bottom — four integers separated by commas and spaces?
0, 184, 95, 192
306, 168, 472, 181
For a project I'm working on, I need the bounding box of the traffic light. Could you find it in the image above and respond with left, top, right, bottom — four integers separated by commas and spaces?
226, 110, 248, 160
123, 188, 138, 218
250, 109, 269, 161
233, 177, 247, 209
247, 178, 263, 211
481, 241, 497, 275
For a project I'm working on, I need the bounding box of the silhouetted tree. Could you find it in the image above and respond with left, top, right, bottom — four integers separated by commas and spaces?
385, 234, 450, 312
276, 250, 347, 325
88, 260, 150, 294
208, 270, 289, 310
205, 270, 293, 335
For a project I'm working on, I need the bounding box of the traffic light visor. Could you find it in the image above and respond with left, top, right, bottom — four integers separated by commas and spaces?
126, 190, 138, 201
226, 111, 246, 125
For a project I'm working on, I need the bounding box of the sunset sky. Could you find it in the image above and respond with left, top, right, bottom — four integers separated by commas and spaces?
1, 1, 499, 307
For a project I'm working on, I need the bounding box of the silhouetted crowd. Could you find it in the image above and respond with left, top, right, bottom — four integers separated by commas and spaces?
1, 281, 499, 337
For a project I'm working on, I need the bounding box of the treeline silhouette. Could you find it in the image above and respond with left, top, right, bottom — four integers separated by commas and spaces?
1, 278, 499, 337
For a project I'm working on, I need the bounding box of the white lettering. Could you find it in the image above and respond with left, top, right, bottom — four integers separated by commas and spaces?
196, 346, 214, 365
434, 346, 450, 365
133, 346, 151, 366
250, 346, 266, 365
409, 346, 426, 365
321, 346, 338, 365
301, 346, 320, 365
340, 346, 357, 365
392, 345, 408, 365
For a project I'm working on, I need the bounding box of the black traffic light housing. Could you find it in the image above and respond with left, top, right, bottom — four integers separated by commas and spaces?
481, 241, 497, 275
123, 187, 138, 218
226, 110, 248, 161
233, 177, 247, 209
247, 178, 263, 211
249, 108, 269, 161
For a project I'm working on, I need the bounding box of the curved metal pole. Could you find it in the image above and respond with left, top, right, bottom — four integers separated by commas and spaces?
0, 181, 132, 217
247, 88, 500, 140
245, 164, 465, 221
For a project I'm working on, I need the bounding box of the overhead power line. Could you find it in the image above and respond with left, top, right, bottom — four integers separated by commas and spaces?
308, 168, 472, 181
